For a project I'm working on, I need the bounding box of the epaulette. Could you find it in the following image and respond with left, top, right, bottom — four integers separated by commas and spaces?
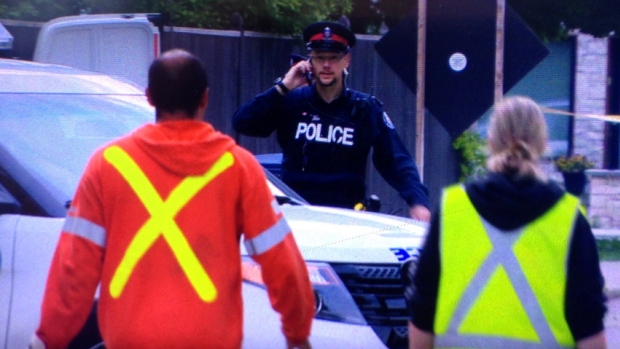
368, 86, 384, 107
350, 88, 383, 120
369, 95, 384, 107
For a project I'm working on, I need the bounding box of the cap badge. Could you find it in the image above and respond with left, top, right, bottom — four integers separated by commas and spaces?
323, 27, 332, 41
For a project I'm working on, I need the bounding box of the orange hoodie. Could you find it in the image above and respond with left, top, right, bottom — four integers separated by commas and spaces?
36, 120, 314, 348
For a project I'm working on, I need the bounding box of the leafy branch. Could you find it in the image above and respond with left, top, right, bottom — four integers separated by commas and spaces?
453, 130, 487, 182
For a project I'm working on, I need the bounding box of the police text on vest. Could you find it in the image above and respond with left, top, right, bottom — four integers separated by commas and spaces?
295, 122, 354, 146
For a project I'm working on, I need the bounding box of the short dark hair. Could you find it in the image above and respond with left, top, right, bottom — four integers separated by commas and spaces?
148, 49, 209, 117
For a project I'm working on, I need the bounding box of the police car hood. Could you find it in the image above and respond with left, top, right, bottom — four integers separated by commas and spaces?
132, 120, 236, 176
250, 205, 428, 263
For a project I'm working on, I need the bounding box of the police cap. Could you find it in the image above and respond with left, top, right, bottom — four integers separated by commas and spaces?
303, 22, 356, 53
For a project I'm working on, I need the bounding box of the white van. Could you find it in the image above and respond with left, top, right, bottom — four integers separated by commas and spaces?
33, 13, 161, 88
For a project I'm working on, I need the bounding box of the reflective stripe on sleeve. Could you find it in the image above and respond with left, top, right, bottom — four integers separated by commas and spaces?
62, 216, 106, 247
271, 198, 281, 216
244, 217, 291, 256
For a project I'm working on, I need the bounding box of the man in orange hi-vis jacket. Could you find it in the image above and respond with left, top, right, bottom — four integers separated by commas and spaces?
30, 49, 314, 349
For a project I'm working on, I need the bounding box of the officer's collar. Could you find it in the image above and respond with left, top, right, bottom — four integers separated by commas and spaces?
311, 84, 350, 107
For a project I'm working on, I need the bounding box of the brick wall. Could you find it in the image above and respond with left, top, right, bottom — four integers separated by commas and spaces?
588, 171, 620, 228
573, 34, 607, 167
573, 34, 620, 229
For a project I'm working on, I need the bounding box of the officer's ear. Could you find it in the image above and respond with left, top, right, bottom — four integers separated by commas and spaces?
343, 52, 351, 68
194, 88, 209, 121
200, 88, 209, 109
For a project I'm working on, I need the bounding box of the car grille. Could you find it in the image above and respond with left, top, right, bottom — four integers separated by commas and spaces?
330, 263, 409, 349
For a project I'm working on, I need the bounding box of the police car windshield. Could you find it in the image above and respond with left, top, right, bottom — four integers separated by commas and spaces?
263, 168, 308, 206
0, 93, 152, 216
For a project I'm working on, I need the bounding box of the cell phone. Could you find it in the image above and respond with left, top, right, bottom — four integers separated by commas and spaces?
290, 54, 313, 85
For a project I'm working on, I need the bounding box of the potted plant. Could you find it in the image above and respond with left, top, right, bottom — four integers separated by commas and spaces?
554, 154, 595, 196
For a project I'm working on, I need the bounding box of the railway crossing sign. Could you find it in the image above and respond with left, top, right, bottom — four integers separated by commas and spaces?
375, 0, 549, 137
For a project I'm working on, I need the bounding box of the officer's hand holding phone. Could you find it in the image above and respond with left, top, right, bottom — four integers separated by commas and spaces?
280, 57, 313, 93
290, 54, 314, 86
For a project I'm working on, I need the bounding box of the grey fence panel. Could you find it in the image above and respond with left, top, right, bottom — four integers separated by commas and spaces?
162, 28, 244, 136
0, 19, 42, 60
424, 112, 459, 211
233, 31, 297, 155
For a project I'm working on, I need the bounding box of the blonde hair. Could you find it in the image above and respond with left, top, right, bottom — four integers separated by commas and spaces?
486, 96, 548, 181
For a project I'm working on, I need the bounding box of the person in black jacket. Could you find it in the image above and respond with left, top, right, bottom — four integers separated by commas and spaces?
233, 21, 430, 221
405, 96, 607, 348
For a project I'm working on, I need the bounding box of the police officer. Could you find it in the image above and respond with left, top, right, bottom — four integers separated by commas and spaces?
233, 21, 431, 221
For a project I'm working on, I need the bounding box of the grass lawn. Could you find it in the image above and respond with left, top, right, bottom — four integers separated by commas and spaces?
597, 238, 620, 261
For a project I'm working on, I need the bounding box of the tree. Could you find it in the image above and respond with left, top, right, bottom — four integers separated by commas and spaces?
0, 0, 82, 20
0, 0, 352, 36
349, 0, 620, 39
507, 0, 620, 40
349, 0, 413, 34
152, 0, 351, 35
2, 0, 620, 39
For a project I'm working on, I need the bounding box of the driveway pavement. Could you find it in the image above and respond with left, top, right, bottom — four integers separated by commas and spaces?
594, 229, 620, 299
601, 261, 620, 299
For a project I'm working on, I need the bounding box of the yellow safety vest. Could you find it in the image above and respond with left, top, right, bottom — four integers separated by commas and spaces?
435, 185, 579, 349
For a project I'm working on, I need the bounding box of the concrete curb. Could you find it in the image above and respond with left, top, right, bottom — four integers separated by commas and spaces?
593, 229, 620, 239
605, 288, 620, 299
600, 261, 620, 300
593, 232, 620, 299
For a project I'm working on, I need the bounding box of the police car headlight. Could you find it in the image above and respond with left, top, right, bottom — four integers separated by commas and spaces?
241, 257, 366, 325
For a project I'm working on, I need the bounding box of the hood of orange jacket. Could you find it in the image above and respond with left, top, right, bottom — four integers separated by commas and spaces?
132, 119, 236, 176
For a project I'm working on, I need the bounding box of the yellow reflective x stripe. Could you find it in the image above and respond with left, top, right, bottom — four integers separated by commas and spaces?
103, 145, 234, 302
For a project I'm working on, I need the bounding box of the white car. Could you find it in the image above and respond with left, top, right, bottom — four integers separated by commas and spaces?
0, 59, 427, 349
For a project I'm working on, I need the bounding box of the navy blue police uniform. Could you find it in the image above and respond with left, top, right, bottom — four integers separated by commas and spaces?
233, 22, 429, 210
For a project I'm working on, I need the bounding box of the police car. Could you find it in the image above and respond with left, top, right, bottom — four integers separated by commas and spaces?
0, 59, 427, 349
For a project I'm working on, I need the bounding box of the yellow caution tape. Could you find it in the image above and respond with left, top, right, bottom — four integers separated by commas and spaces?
541, 107, 620, 124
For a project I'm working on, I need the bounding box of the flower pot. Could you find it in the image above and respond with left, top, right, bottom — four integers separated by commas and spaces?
562, 171, 587, 196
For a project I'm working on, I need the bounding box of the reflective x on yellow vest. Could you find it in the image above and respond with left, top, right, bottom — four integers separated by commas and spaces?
103, 145, 234, 303
435, 185, 579, 349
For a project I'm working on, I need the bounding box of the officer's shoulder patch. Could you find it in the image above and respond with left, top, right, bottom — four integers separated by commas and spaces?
382, 112, 395, 129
